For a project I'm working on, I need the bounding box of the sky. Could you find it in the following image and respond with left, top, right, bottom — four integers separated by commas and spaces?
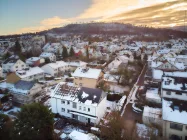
0, 0, 186, 35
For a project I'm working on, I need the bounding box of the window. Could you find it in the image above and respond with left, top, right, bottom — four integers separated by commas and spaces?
170, 123, 183, 131
83, 107, 86, 111
67, 101, 70, 105
22, 65, 24, 67
79, 83, 82, 86
16, 66, 18, 68
79, 77, 82, 80
79, 106, 81, 110
67, 109, 70, 113
176, 92, 182, 95
166, 91, 171, 95
61, 100, 65, 104
88, 108, 90, 112
61, 108, 65, 112
73, 102, 77, 108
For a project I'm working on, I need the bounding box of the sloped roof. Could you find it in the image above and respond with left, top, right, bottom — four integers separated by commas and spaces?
14, 80, 35, 90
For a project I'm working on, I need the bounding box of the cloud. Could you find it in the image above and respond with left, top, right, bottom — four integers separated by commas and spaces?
40, 16, 69, 26
16, 16, 72, 34
78, 0, 174, 19
104, 0, 187, 27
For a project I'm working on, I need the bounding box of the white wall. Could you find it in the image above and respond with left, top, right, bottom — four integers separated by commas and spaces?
41, 65, 55, 76
161, 89, 187, 101
96, 96, 107, 124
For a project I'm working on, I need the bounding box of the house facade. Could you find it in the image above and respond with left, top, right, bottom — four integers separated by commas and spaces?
41, 61, 68, 77
2, 55, 27, 76
161, 76, 187, 140
50, 82, 107, 124
72, 67, 103, 88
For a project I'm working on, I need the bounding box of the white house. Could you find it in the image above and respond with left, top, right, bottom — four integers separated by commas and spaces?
2, 55, 27, 76
39, 52, 56, 62
15, 67, 45, 81
146, 88, 161, 104
143, 106, 162, 126
50, 82, 107, 124
41, 61, 68, 77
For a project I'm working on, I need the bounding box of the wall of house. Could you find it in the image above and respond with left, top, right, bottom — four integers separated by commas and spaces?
30, 84, 42, 95
176, 58, 187, 65
11, 60, 27, 72
163, 121, 187, 140
161, 89, 187, 101
22, 73, 44, 81
50, 97, 98, 124
74, 78, 97, 88
143, 116, 162, 127
41, 65, 55, 76
74, 72, 103, 88
96, 96, 107, 124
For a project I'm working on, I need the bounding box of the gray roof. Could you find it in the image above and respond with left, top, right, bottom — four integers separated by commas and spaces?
14, 80, 35, 90
78, 87, 106, 104
3, 55, 19, 64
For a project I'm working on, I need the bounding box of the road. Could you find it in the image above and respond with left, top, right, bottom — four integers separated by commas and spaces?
121, 64, 147, 116
120, 64, 147, 137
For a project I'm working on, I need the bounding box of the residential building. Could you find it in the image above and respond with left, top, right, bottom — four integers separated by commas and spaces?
50, 82, 107, 124
41, 61, 68, 77
2, 55, 27, 76
72, 67, 103, 88
0, 80, 42, 104
39, 52, 56, 62
143, 106, 162, 126
146, 88, 161, 104
161, 76, 187, 139
67, 61, 87, 71
26, 57, 45, 66
6, 67, 44, 84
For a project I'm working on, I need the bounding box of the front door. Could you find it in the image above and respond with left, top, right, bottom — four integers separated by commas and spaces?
88, 118, 90, 124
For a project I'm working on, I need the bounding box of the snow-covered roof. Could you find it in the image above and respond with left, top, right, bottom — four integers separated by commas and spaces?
69, 130, 99, 140
146, 88, 161, 101
153, 69, 187, 80
43, 61, 68, 69
143, 106, 162, 119
72, 67, 101, 79
162, 77, 187, 92
51, 82, 105, 107
40, 52, 54, 58
26, 57, 40, 62
68, 61, 87, 67
16, 67, 44, 78
162, 99, 187, 124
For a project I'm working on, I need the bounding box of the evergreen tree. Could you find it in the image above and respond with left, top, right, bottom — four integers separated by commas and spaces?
62, 46, 68, 59
15, 40, 21, 53
3, 52, 11, 60
69, 47, 75, 57
11, 103, 54, 140
86, 47, 89, 60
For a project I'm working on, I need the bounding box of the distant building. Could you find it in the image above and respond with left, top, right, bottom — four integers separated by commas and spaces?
41, 61, 68, 77
6, 67, 44, 84
2, 55, 27, 76
26, 57, 45, 66
39, 52, 56, 62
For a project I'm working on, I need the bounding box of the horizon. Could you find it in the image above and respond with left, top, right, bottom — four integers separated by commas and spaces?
0, 0, 186, 36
